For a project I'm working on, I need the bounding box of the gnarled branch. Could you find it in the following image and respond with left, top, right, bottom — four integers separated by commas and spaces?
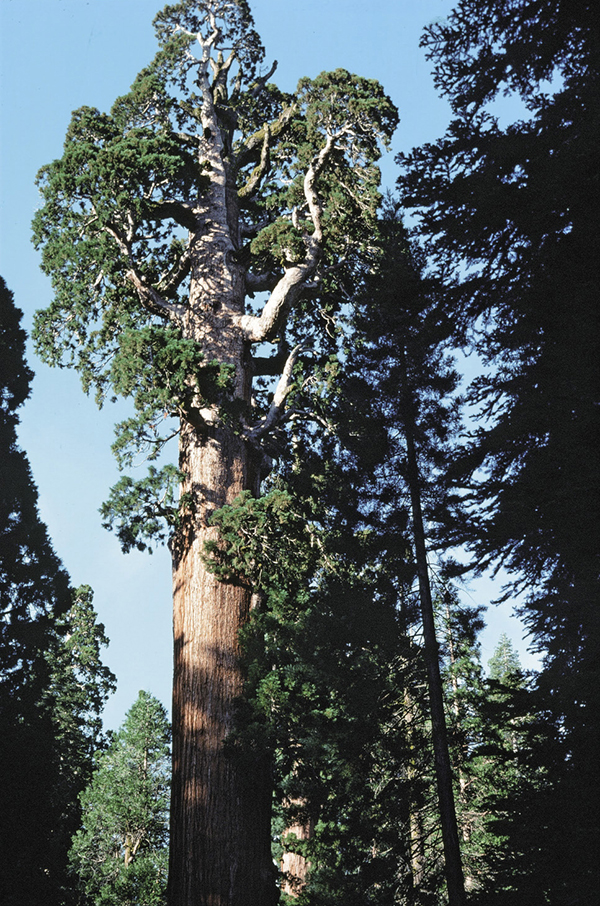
238, 123, 271, 198
245, 268, 280, 294
102, 223, 187, 320
146, 200, 198, 231
126, 267, 187, 320
157, 246, 193, 296
236, 103, 296, 169
246, 344, 303, 441
234, 133, 337, 343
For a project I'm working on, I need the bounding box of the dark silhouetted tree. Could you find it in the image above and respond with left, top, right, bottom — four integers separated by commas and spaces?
0, 278, 115, 904
398, 3, 600, 900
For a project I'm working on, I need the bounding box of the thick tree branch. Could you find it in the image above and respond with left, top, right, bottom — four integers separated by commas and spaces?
246, 344, 303, 440
249, 60, 278, 98
174, 129, 202, 148
238, 124, 271, 198
157, 247, 193, 296
146, 200, 198, 231
234, 134, 336, 343
236, 104, 296, 169
303, 132, 336, 244
235, 263, 308, 342
245, 269, 280, 294
103, 223, 186, 319
126, 268, 187, 320
240, 216, 272, 237
210, 48, 236, 102
175, 19, 222, 138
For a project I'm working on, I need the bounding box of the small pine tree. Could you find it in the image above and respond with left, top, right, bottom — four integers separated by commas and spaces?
467, 636, 544, 904
70, 691, 171, 905
45, 584, 117, 888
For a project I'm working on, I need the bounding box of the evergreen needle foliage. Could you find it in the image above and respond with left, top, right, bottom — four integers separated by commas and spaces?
397, 1, 600, 900
70, 691, 171, 906
1, 277, 115, 905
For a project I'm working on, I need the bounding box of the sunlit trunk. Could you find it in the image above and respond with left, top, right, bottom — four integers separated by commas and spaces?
281, 802, 313, 897
168, 422, 275, 905
166, 141, 276, 905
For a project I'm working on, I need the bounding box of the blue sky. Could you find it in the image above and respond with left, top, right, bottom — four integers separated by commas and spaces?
0, 0, 537, 730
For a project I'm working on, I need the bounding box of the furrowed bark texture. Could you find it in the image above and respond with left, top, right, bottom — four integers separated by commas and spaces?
169, 424, 274, 905
167, 105, 275, 903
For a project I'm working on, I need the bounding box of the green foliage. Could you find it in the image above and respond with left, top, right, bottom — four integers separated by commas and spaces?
108, 326, 235, 469
251, 68, 397, 281
153, 0, 265, 86
32, 102, 201, 373
487, 634, 522, 685
46, 585, 117, 779
100, 465, 185, 553
298, 68, 397, 157
205, 487, 319, 588
398, 0, 600, 651
0, 276, 33, 413
202, 405, 451, 904
397, 3, 599, 899
70, 691, 171, 906
0, 279, 115, 905
0, 277, 71, 691
32, 0, 398, 552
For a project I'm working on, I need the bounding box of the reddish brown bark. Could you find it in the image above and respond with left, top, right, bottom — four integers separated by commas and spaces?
280, 803, 314, 897
168, 421, 276, 905
165, 62, 278, 897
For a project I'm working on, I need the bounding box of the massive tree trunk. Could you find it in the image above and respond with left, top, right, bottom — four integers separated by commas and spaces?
169, 423, 275, 905
167, 91, 276, 903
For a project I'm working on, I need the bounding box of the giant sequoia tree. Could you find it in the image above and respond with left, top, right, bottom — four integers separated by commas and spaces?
32, 2, 397, 902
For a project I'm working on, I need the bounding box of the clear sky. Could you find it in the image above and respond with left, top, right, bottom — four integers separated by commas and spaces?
0, 0, 538, 730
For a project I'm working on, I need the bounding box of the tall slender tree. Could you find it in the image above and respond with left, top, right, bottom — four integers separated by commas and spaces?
402, 401, 466, 906
32, 2, 397, 901
346, 206, 467, 904
397, 2, 600, 899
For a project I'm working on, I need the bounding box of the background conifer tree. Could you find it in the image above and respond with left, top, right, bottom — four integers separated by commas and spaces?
46, 584, 117, 884
344, 203, 468, 904
70, 691, 171, 906
397, 2, 599, 900
0, 277, 115, 905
